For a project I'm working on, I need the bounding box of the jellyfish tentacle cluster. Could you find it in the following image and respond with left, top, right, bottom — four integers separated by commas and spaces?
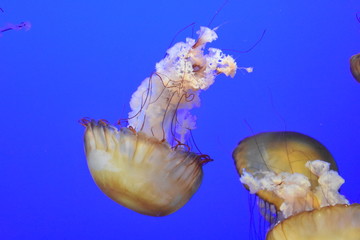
232, 131, 360, 239
82, 26, 241, 216
240, 159, 349, 218
128, 26, 237, 146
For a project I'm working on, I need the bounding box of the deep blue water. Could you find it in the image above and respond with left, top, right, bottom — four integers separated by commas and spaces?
1, 0, 359, 239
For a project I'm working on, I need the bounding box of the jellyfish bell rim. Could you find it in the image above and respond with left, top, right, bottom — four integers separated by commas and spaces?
82, 119, 205, 216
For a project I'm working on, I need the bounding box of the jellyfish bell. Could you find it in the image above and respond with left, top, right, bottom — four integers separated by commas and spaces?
350, 53, 360, 83
82, 119, 204, 216
82, 26, 242, 216
266, 204, 360, 240
233, 131, 360, 239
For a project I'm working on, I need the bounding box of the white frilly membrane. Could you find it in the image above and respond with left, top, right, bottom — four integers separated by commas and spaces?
240, 160, 349, 219
83, 27, 243, 216
128, 26, 243, 145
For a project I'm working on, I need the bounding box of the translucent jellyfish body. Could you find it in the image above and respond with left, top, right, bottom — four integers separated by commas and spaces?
232, 131, 360, 239
82, 27, 239, 216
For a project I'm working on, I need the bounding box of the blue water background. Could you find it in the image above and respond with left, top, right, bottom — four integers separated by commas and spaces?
1, 0, 359, 239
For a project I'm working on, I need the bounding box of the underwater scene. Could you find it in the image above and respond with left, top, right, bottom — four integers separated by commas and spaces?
1, 0, 360, 239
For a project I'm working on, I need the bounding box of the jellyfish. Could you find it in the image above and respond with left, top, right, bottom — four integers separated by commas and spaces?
0, 9, 31, 36
81, 26, 242, 216
232, 131, 360, 239
0, 21, 31, 35
350, 53, 360, 83
350, 13, 360, 83
266, 204, 360, 240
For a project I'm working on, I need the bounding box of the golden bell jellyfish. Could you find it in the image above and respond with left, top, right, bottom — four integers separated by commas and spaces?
232, 131, 360, 239
350, 53, 360, 83
266, 204, 360, 240
81, 26, 243, 216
